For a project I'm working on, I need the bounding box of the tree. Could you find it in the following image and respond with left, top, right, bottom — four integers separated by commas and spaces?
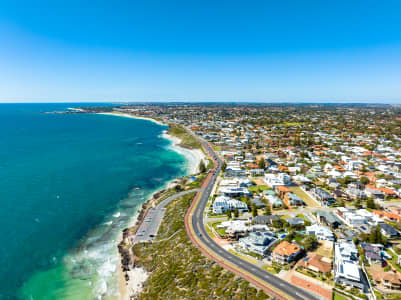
258, 158, 266, 169
226, 209, 232, 219
366, 198, 375, 209
199, 160, 206, 173
303, 235, 318, 251
251, 204, 258, 217
272, 219, 284, 229
355, 198, 362, 209
234, 208, 239, 218
360, 176, 370, 185
221, 161, 227, 172
264, 205, 271, 216
369, 225, 383, 244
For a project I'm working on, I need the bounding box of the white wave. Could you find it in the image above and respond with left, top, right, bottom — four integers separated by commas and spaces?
113, 212, 120, 218
97, 259, 116, 277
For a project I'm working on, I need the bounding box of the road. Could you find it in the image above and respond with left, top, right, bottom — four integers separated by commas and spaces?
186, 129, 321, 300
133, 189, 201, 243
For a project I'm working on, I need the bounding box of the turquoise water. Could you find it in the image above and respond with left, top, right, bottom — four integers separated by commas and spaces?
0, 104, 189, 299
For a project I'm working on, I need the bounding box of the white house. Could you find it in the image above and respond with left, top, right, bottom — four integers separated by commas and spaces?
306, 224, 335, 241
238, 231, 277, 256
334, 242, 363, 289
212, 196, 232, 214
264, 174, 284, 187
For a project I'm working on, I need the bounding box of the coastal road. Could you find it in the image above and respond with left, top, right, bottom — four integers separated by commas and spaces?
133, 189, 201, 244
185, 129, 321, 300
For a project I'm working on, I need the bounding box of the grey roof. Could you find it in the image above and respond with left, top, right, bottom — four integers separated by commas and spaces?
379, 223, 399, 236
287, 217, 305, 225
316, 210, 342, 225
253, 215, 280, 224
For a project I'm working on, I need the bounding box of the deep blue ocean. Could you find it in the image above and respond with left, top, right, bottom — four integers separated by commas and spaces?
0, 104, 189, 299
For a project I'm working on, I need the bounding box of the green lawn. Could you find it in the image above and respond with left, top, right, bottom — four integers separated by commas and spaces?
289, 186, 320, 207
248, 185, 269, 193
261, 264, 279, 274
333, 292, 349, 300
385, 249, 401, 273
211, 221, 226, 236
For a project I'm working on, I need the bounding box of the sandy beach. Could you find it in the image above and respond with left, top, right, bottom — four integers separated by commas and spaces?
162, 131, 206, 174
97, 112, 165, 126
100, 111, 205, 299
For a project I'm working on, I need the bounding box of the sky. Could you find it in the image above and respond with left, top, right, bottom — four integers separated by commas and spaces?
1, 0, 401, 103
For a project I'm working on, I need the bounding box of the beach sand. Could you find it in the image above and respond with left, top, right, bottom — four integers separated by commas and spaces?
97, 112, 165, 126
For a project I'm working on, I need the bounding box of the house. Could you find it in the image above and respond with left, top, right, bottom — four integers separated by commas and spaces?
250, 196, 266, 208
345, 188, 366, 200
276, 185, 290, 198
316, 210, 342, 229
357, 224, 371, 235
333, 189, 350, 201
360, 243, 383, 264
287, 217, 305, 227
349, 182, 365, 190
374, 210, 401, 222
336, 208, 365, 228
277, 172, 292, 185
284, 193, 303, 207
370, 270, 401, 290
306, 224, 335, 241
298, 253, 332, 274
218, 220, 248, 234
219, 186, 251, 198
212, 196, 249, 214
225, 167, 247, 178
272, 241, 303, 264
313, 188, 335, 205
253, 214, 280, 225
266, 195, 283, 208
264, 174, 284, 188
365, 187, 385, 200
238, 231, 277, 256
334, 242, 363, 289
212, 196, 231, 214
249, 168, 265, 177
379, 223, 399, 238
336, 208, 382, 228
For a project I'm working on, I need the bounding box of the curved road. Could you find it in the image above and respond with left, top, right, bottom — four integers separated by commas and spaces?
186, 129, 321, 300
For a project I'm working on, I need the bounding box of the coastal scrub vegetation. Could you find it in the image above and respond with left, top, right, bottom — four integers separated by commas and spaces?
132, 191, 269, 299
168, 124, 202, 150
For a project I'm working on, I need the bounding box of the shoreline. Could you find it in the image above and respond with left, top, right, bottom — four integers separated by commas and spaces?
97, 112, 165, 126
98, 111, 205, 299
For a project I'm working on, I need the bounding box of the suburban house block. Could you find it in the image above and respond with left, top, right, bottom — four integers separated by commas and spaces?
272, 241, 303, 264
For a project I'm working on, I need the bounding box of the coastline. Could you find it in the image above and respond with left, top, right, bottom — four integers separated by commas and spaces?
97, 112, 165, 126
97, 111, 206, 175
98, 111, 205, 299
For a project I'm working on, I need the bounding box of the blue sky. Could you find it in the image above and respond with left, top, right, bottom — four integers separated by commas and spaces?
1, 0, 401, 103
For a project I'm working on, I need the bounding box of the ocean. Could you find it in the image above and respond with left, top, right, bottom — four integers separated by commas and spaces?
0, 104, 190, 299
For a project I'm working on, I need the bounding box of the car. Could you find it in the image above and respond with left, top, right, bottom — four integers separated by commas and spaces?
198, 233, 202, 237
149, 234, 155, 238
